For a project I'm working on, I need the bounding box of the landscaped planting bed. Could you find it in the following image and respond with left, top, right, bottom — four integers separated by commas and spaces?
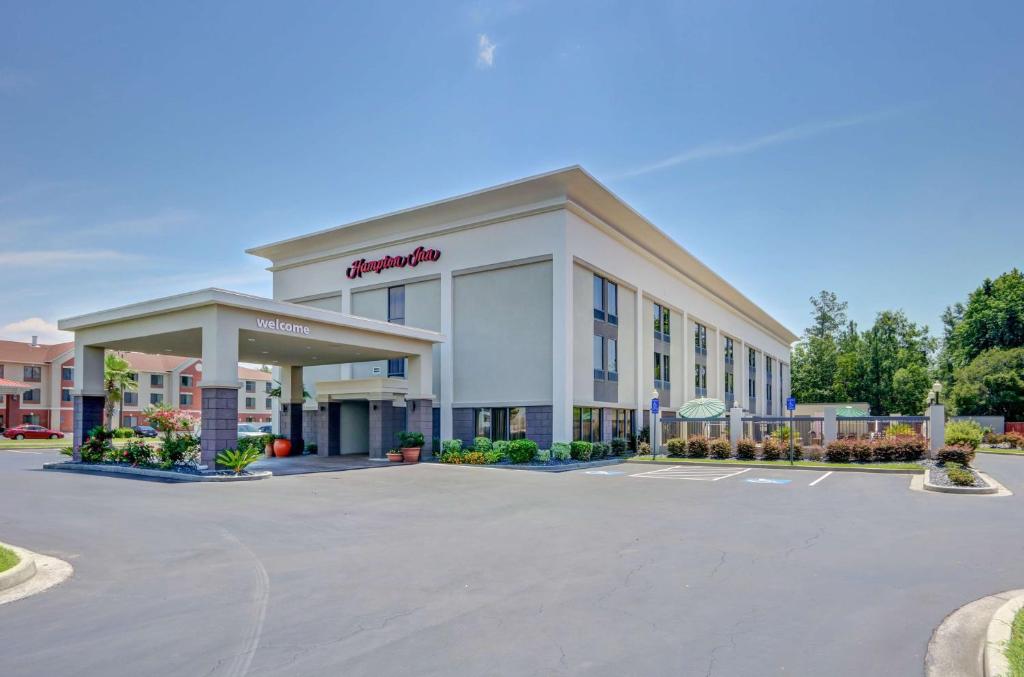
629, 456, 923, 471
1007, 605, 1024, 677
435, 437, 633, 468
0, 545, 18, 574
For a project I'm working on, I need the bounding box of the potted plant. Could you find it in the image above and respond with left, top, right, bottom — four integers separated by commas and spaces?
397, 431, 424, 463
386, 449, 404, 463
263, 434, 276, 458
272, 436, 292, 458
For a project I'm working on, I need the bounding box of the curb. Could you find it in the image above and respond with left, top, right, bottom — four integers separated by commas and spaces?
926, 589, 1024, 676
426, 458, 625, 473
626, 459, 924, 474
0, 542, 36, 592
921, 469, 1012, 496
0, 541, 74, 606
42, 462, 272, 482
986, 592, 1024, 677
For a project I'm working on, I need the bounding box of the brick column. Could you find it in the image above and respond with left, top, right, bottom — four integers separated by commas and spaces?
201, 387, 238, 468
369, 400, 405, 459
406, 398, 433, 459
72, 395, 105, 461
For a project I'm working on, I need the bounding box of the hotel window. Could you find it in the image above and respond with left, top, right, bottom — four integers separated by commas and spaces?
723, 337, 734, 365
593, 336, 618, 381
766, 358, 774, 414
150, 374, 164, 388
181, 374, 194, 388
150, 393, 163, 405
23, 366, 41, 382
607, 338, 618, 381
265, 381, 273, 394
22, 414, 40, 425
694, 323, 707, 355
724, 372, 735, 407
62, 366, 74, 381
748, 348, 757, 399
387, 286, 406, 378
245, 397, 256, 409
62, 388, 72, 403
653, 303, 670, 341
0, 365, 4, 378
265, 397, 272, 409
180, 393, 193, 407
593, 335, 605, 379
23, 388, 40, 404
245, 380, 256, 393
572, 406, 602, 442
124, 415, 138, 428
610, 409, 634, 440
593, 275, 618, 324
694, 364, 707, 397
124, 391, 138, 406
654, 352, 670, 389
475, 407, 526, 441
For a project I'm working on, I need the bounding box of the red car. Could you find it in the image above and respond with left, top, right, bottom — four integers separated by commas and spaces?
2, 424, 64, 440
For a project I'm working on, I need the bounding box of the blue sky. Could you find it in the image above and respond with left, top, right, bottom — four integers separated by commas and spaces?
1, 0, 1022, 344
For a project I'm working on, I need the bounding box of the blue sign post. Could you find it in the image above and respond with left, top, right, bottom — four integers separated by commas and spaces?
650, 396, 660, 460
786, 397, 797, 465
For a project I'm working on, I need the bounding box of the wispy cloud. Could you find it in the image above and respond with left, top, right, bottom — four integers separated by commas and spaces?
617, 109, 906, 179
477, 34, 497, 68
81, 210, 196, 237
1, 317, 71, 344
0, 249, 134, 266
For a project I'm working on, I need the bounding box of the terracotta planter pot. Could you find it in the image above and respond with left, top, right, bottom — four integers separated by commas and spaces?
264, 443, 274, 458
273, 439, 292, 457
386, 452, 404, 463
400, 447, 421, 463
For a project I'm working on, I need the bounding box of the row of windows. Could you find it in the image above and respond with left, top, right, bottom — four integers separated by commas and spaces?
695, 364, 708, 397
694, 323, 707, 355
653, 303, 670, 341
474, 407, 527, 441
593, 275, 618, 324
653, 351, 670, 388
387, 285, 406, 377
572, 407, 635, 443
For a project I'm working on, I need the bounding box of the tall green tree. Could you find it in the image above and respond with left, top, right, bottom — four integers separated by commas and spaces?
103, 353, 137, 429
807, 290, 848, 340
946, 269, 1024, 366
859, 310, 934, 414
791, 290, 849, 403
949, 347, 1024, 419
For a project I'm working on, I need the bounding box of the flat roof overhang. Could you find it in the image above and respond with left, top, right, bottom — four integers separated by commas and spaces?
57, 288, 443, 373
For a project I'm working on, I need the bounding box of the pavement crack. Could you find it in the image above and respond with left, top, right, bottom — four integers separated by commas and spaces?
709, 551, 727, 579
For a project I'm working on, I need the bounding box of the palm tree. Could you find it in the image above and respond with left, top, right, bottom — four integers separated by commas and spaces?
103, 353, 136, 429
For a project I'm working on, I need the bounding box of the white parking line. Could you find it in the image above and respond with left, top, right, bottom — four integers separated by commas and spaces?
4, 450, 44, 455
714, 468, 752, 481
809, 471, 833, 486
630, 466, 752, 481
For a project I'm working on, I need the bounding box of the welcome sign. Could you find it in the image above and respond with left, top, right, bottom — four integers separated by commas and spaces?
256, 317, 311, 335
346, 245, 441, 279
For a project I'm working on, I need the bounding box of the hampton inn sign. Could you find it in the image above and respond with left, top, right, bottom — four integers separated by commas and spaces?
345, 245, 442, 279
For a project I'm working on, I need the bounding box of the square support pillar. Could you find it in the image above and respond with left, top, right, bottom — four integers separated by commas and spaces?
279, 366, 304, 455
729, 406, 743, 451
201, 387, 238, 468
72, 395, 105, 461
928, 404, 945, 459
368, 399, 404, 459
319, 402, 341, 457
406, 398, 434, 459
823, 406, 838, 445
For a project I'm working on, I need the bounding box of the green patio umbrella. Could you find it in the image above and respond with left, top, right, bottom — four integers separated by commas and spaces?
835, 406, 868, 418
677, 397, 726, 419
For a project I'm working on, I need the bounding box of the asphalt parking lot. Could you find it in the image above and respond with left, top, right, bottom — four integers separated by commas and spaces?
2, 450, 1023, 677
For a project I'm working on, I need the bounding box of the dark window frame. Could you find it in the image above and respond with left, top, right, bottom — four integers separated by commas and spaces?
23, 366, 41, 382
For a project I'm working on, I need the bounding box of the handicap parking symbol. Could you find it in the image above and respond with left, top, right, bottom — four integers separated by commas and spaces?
745, 478, 791, 485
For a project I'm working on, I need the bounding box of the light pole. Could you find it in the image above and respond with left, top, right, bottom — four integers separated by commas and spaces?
931, 381, 943, 406
651, 388, 660, 460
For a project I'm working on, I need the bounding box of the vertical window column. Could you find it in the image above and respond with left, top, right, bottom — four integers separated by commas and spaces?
387, 286, 406, 377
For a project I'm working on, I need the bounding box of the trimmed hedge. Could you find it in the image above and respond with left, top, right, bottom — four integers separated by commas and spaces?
570, 441, 593, 461
507, 439, 538, 464
937, 444, 975, 467
825, 436, 927, 463
761, 438, 782, 461
592, 442, 610, 459
735, 438, 757, 460
551, 442, 572, 461
687, 436, 709, 458
945, 420, 983, 450
709, 438, 731, 459
473, 436, 493, 453
666, 438, 687, 457
610, 437, 628, 456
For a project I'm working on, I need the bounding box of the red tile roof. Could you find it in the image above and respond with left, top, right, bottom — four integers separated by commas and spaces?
0, 377, 31, 390
0, 339, 73, 364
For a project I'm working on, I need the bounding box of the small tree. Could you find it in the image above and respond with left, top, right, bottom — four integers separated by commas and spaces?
103, 353, 137, 428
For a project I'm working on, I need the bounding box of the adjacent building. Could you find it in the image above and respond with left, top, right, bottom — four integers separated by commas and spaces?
0, 337, 272, 432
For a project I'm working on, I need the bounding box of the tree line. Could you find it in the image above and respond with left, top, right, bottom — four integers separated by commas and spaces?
790, 269, 1024, 418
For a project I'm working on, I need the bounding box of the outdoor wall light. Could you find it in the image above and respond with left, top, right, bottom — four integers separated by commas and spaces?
931, 381, 943, 405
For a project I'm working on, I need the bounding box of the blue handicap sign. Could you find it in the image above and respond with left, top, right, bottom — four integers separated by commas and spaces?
786, 397, 797, 411
651, 398, 659, 414
745, 478, 792, 485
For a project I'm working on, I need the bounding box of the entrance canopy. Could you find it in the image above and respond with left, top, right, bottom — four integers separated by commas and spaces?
58, 287, 442, 396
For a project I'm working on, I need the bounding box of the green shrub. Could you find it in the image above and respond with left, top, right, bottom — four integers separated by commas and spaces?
892, 436, 927, 462
937, 444, 975, 467
216, 447, 262, 474
441, 439, 463, 454
666, 438, 687, 457
945, 420, 983, 450
687, 436, 709, 458
398, 431, 425, 448
439, 449, 466, 463
535, 449, 551, 463
804, 445, 825, 462
483, 450, 504, 464
761, 438, 782, 461
637, 441, 651, 455
570, 441, 593, 461
873, 437, 898, 462
551, 442, 572, 461
306, 443, 318, 454
160, 433, 200, 468
850, 439, 873, 463
80, 426, 114, 463
592, 442, 610, 459
710, 438, 731, 459
493, 440, 510, 457
508, 439, 538, 464
1006, 432, 1024, 449
825, 439, 854, 463
735, 438, 756, 460
463, 451, 486, 465
473, 436, 493, 453
945, 465, 975, 486
113, 427, 135, 439
236, 436, 265, 454
610, 437, 628, 456
119, 440, 154, 466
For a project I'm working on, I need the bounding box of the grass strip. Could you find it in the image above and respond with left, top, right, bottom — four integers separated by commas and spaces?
0, 545, 19, 574
1007, 606, 1024, 677
629, 456, 923, 471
